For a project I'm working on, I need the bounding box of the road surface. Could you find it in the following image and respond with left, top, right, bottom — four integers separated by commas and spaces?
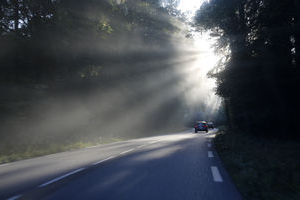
0, 129, 242, 200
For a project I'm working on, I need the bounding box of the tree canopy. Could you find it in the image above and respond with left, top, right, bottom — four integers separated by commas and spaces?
196, 0, 300, 138
0, 0, 192, 151
0, 0, 181, 85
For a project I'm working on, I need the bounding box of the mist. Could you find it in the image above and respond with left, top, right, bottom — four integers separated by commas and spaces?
0, 0, 223, 157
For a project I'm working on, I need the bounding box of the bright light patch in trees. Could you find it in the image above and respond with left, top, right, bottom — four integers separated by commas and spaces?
160, 0, 223, 120
177, 0, 206, 20
178, 31, 220, 111
177, 0, 204, 13
193, 32, 219, 76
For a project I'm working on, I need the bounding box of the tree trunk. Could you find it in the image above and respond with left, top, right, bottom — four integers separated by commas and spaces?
13, 0, 19, 34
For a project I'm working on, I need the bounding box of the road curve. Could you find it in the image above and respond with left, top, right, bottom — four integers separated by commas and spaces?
1, 129, 242, 200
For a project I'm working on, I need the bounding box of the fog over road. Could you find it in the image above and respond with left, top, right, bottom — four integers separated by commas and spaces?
1, 130, 241, 200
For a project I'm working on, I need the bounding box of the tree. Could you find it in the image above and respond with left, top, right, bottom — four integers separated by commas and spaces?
195, 0, 300, 138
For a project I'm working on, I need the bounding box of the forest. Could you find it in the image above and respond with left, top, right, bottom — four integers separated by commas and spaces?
1, 0, 299, 163
196, 0, 300, 138
195, 2, 300, 198
1, 0, 200, 158
1, 1, 299, 199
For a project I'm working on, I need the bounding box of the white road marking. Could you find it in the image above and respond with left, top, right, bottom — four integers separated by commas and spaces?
119, 149, 134, 155
208, 151, 214, 158
7, 194, 22, 200
0, 163, 11, 167
211, 166, 223, 182
137, 144, 148, 149
207, 143, 211, 147
86, 145, 99, 149
92, 156, 115, 165
39, 167, 85, 187
149, 140, 160, 144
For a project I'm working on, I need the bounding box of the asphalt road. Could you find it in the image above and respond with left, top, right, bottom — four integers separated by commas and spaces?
1, 129, 242, 200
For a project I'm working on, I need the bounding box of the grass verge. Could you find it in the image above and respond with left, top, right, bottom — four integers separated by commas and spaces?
214, 128, 300, 200
0, 137, 124, 164
0, 127, 187, 165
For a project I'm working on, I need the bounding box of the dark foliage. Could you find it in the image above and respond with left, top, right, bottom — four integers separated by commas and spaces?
0, 0, 187, 151
196, 0, 300, 138
0, 0, 178, 85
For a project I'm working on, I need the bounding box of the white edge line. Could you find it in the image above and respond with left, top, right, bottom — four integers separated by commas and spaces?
208, 151, 214, 158
86, 145, 99, 149
39, 167, 85, 187
149, 140, 160, 144
119, 149, 134, 155
92, 156, 115, 165
0, 163, 11, 167
211, 166, 223, 182
7, 194, 22, 200
137, 144, 148, 149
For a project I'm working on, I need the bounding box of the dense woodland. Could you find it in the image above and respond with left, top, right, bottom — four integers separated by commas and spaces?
196, 0, 300, 138
2, 0, 298, 158
1, 0, 198, 153
1, 0, 178, 85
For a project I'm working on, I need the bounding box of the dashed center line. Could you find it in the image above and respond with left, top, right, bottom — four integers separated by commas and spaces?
38, 145, 145, 189
8, 137, 225, 199
39, 167, 85, 187
211, 166, 223, 182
